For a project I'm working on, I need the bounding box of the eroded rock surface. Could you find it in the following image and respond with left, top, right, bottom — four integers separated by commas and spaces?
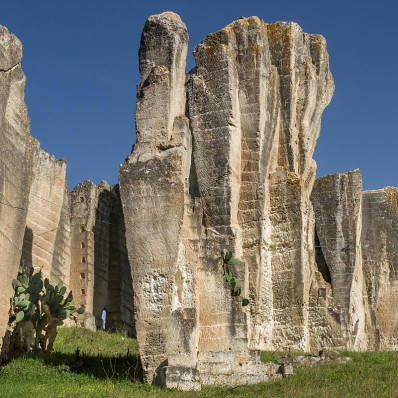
0, 25, 134, 355
0, 26, 32, 353
120, 12, 336, 388
119, 12, 200, 388
311, 170, 369, 350
2, 11, 398, 391
70, 181, 134, 333
0, 26, 77, 355
21, 142, 70, 285
362, 187, 398, 349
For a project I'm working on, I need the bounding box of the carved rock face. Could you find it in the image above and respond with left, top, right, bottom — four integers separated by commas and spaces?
0, 26, 32, 353
187, 16, 334, 354
0, 24, 134, 358
2, 10, 398, 391
120, 12, 336, 388
0, 26, 76, 357
362, 187, 398, 350
311, 170, 369, 350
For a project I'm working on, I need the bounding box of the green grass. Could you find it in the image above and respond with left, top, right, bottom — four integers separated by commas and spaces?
260, 349, 306, 363
54, 327, 139, 357
1, 328, 398, 397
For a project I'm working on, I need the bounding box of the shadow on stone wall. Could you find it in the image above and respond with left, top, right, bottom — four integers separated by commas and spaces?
93, 187, 135, 336
21, 226, 33, 269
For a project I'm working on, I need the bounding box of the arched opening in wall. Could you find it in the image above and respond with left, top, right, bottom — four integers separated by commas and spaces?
101, 309, 107, 330
81, 256, 86, 263
81, 242, 85, 248
80, 226, 85, 232
80, 196, 84, 203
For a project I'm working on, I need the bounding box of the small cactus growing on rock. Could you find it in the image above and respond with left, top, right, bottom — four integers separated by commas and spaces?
220, 249, 250, 307
8, 263, 84, 357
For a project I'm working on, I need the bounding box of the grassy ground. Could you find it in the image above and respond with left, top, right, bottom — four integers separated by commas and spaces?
1, 327, 398, 397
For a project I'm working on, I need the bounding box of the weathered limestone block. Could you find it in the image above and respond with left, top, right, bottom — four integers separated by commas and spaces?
21, 141, 70, 285
0, 25, 74, 356
70, 181, 134, 333
268, 170, 313, 350
187, 17, 276, 357
0, 26, 33, 352
187, 17, 263, 381
362, 187, 398, 350
187, 16, 334, 353
120, 12, 199, 387
51, 185, 72, 287
121, 13, 335, 389
311, 170, 369, 350
307, 269, 344, 350
266, 22, 334, 351
70, 181, 101, 330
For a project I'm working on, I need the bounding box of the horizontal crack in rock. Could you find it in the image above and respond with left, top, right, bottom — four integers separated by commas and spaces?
0, 61, 20, 73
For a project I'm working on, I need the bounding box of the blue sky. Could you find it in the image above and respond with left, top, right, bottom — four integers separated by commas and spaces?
1, 0, 397, 190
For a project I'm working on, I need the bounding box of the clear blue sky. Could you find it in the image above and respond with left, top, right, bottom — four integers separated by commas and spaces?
1, 0, 397, 190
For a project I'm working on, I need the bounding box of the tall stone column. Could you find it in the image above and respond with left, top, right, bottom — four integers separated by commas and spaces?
187, 17, 335, 352
312, 170, 369, 350
121, 13, 336, 389
0, 26, 33, 353
265, 22, 335, 350
187, 17, 276, 381
362, 187, 398, 350
119, 13, 200, 388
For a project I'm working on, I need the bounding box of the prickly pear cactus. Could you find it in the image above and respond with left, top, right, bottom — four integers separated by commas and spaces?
220, 249, 250, 307
7, 263, 84, 356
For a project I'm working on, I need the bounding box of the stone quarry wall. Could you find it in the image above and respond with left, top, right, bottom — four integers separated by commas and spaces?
119, 12, 398, 388
362, 187, 398, 350
0, 25, 134, 355
21, 141, 71, 286
0, 25, 33, 354
119, 12, 342, 388
2, 11, 398, 390
311, 173, 398, 351
311, 170, 369, 350
69, 181, 134, 334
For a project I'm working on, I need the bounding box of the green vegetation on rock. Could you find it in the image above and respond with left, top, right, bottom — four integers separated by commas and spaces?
220, 249, 250, 306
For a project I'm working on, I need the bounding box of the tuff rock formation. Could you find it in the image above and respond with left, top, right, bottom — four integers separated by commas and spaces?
117, 12, 398, 389
0, 25, 134, 358
20, 142, 71, 287
1, 11, 398, 392
119, 12, 338, 388
362, 187, 398, 350
311, 170, 369, 350
69, 181, 134, 332
0, 25, 32, 351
